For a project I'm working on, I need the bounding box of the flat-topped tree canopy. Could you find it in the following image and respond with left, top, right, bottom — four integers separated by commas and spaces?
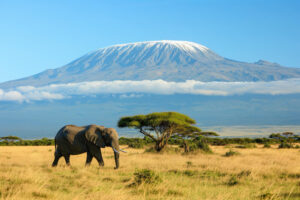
0, 136, 22, 142
118, 112, 217, 151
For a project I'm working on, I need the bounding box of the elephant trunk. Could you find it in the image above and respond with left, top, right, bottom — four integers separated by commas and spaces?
111, 140, 120, 169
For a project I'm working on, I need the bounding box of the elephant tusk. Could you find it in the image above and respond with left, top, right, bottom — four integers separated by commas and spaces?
112, 147, 119, 154
119, 149, 127, 153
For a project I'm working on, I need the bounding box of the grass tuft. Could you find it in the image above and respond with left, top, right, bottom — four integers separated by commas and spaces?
227, 176, 239, 186
224, 149, 240, 157
132, 169, 162, 186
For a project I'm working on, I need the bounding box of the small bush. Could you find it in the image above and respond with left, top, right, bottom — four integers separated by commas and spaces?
237, 170, 251, 178
227, 176, 239, 186
196, 139, 212, 153
133, 169, 162, 185
224, 149, 239, 157
128, 142, 144, 149
183, 170, 197, 177
181, 137, 212, 153
186, 161, 193, 168
188, 142, 198, 152
167, 190, 183, 196
278, 142, 293, 149
102, 177, 114, 182
259, 192, 273, 200
263, 143, 271, 148
32, 192, 47, 198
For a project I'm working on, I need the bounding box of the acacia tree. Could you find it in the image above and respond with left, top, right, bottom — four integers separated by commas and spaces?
118, 112, 217, 152
0, 136, 22, 143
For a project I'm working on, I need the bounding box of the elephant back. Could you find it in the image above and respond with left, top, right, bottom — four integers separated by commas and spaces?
60, 125, 86, 145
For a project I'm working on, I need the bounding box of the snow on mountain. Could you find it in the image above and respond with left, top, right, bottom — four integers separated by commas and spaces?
1, 40, 300, 89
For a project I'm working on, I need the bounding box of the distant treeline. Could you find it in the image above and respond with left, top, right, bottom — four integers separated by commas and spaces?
0, 136, 54, 146
118, 133, 300, 148
0, 132, 299, 147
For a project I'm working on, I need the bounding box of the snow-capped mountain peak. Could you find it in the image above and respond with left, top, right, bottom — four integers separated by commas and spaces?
78, 40, 222, 67
1, 40, 300, 89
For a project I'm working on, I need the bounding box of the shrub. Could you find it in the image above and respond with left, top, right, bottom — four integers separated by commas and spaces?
128, 141, 144, 149
259, 192, 273, 200
227, 176, 239, 186
224, 149, 239, 157
180, 139, 212, 153
263, 143, 271, 148
237, 170, 251, 178
186, 161, 193, 168
166, 190, 183, 196
133, 169, 162, 185
183, 170, 197, 177
186, 142, 198, 152
195, 138, 212, 153
183, 136, 212, 153
278, 142, 293, 149
119, 137, 150, 146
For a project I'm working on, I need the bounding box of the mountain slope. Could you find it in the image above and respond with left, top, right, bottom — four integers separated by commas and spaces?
1, 40, 300, 89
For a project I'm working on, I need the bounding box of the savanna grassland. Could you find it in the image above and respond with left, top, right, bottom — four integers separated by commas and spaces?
0, 145, 299, 200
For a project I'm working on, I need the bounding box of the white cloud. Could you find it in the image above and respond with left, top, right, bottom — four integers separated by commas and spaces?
0, 89, 25, 102
1, 78, 300, 102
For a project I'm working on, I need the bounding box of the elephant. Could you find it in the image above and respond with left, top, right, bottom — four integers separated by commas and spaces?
52, 124, 125, 169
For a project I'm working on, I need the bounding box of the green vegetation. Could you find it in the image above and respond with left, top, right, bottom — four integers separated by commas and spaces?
224, 149, 240, 157
0, 132, 299, 148
278, 142, 294, 149
263, 143, 271, 148
227, 176, 239, 186
118, 112, 217, 152
132, 169, 162, 186
119, 137, 153, 149
180, 136, 212, 153
0, 137, 54, 146
0, 136, 22, 142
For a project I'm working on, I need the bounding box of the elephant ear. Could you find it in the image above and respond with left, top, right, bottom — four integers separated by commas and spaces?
85, 126, 106, 147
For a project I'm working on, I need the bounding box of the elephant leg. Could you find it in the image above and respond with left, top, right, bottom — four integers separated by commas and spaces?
85, 151, 93, 166
94, 149, 104, 167
64, 155, 70, 166
52, 150, 62, 167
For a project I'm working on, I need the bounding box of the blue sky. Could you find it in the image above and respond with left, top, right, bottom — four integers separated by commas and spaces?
0, 0, 299, 83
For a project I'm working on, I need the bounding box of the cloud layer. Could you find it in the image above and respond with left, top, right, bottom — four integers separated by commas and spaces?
1, 79, 300, 102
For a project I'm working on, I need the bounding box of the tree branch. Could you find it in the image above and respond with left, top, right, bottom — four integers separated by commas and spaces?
139, 128, 157, 142
153, 127, 160, 138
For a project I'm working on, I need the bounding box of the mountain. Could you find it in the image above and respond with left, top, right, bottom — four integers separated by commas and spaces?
1, 40, 300, 89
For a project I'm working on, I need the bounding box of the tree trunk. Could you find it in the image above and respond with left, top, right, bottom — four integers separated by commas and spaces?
155, 139, 167, 152
183, 140, 189, 153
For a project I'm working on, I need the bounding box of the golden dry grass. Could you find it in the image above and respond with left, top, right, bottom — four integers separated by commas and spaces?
0, 145, 299, 200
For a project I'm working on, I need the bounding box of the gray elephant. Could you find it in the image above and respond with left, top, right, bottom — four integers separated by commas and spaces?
52, 124, 125, 169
